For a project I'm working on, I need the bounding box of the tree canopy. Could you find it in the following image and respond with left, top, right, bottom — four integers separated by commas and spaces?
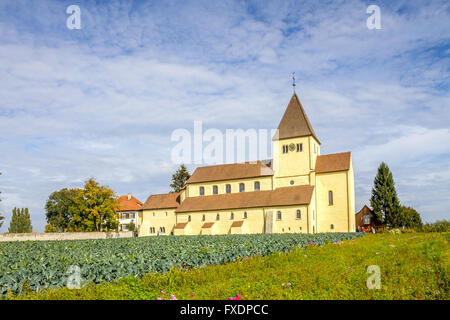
170, 164, 191, 193
45, 188, 81, 232
44, 178, 119, 232
8, 207, 33, 233
400, 206, 423, 229
68, 178, 119, 232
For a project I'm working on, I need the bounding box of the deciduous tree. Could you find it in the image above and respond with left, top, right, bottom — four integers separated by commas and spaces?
400, 206, 422, 229
45, 188, 81, 232
69, 178, 119, 232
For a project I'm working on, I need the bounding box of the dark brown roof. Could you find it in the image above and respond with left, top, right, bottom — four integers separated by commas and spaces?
143, 193, 180, 210
315, 152, 351, 174
176, 185, 314, 213
272, 93, 320, 143
202, 222, 214, 228
231, 221, 244, 227
118, 195, 143, 212
356, 205, 371, 216
174, 222, 188, 229
186, 161, 273, 184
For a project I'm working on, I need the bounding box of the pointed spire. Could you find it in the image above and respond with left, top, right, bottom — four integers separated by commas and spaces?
272, 93, 320, 143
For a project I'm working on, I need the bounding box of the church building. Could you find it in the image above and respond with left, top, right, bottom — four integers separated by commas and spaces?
138, 93, 355, 236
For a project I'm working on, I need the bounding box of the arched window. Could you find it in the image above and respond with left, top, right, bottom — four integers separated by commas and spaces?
202, 214, 205, 221
188, 215, 191, 222
239, 183, 245, 192
230, 212, 234, 220
199, 186, 205, 196
296, 210, 301, 220
254, 181, 260, 191
213, 185, 218, 195
328, 191, 333, 205
226, 184, 231, 193
330, 224, 334, 230
216, 213, 220, 221
243, 211, 247, 219
277, 211, 282, 220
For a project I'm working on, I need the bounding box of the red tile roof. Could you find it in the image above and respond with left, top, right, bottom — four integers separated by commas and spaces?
186, 161, 273, 184
118, 195, 143, 212
202, 222, 214, 228
231, 221, 244, 228
174, 222, 188, 229
176, 185, 314, 213
315, 152, 351, 174
143, 193, 180, 210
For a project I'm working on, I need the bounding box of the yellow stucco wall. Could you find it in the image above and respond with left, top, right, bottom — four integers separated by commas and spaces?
315, 171, 350, 233
186, 176, 273, 197
139, 209, 177, 237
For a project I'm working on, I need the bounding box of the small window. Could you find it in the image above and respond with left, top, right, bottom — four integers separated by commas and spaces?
153, 212, 155, 216
290, 180, 294, 185
330, 224, 334, 230
239, 183, 245, 192
188, 215, 191, 222
282, 145, 288, 154
199, 187, 205, 196
363, 215, 370, 225
213, 185, 218, 195
216, 213, 220, 221
226, 184, 231, 193
297, 143, 303, 152
202, 214, 205, 221
296, 210, 301, 220
165, 212, 168, 216
254, 181, 260, 191
243, 211, 247, 219
230, 212, 234, 220
328, 191, 333, 205
277, 211, 282, 220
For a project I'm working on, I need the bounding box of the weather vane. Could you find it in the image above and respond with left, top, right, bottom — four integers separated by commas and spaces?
292, 72, 296, 93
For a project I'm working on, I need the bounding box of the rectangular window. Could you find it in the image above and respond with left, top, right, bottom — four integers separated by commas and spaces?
282, 145, 288, 154
239, 183, 245, 192
226, 185, 231, 193
296, 210, 301, 220
199, 186, 205, 196
297, 143, 303, 152
277, 211, 282, 220
213, 185, 218, 195
328, 191, 333, 205
363, 215, 370, 225
254, 181, 260, 191
243, 212, 247, 219
230, 212, 234, 220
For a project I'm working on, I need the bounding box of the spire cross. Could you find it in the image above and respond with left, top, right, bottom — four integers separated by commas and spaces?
292, 72, 296, 93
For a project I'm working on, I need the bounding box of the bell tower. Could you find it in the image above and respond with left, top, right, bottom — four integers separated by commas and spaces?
272, 93, 320, 188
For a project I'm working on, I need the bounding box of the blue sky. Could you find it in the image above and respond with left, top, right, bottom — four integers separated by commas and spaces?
0, 0, 449, 232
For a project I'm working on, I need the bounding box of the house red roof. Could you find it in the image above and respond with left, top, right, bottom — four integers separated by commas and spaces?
315, 152, 351, 174
118, 194, 143, 212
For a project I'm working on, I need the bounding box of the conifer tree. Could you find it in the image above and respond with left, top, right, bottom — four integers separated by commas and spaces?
370, 162, 402, 228
8, 207, 33, 233
170, 164, 191, 193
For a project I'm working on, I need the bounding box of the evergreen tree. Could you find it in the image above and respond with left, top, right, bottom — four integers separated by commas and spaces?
8, 207, 33, 233
370, 162, 402, 228
170, 164, 191, 193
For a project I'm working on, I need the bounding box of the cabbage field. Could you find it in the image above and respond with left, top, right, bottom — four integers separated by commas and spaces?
0, 232, 364, 296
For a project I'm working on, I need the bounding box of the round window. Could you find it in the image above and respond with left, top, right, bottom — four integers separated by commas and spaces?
290, 180, 294, 185
289, 143, 295, 151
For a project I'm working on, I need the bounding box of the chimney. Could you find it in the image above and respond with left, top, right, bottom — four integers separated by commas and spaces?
127, 193, 132, 200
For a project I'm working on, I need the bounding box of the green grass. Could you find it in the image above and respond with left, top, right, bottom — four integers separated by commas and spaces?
11, 233, 449, 300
